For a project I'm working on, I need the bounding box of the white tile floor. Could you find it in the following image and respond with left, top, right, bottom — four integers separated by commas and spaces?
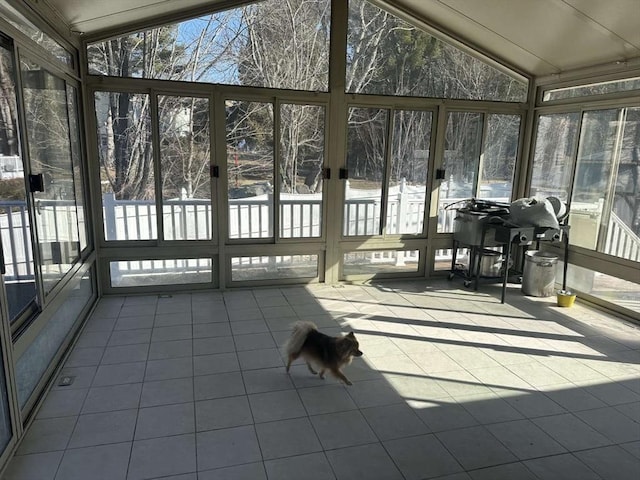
3, 280, 640, 480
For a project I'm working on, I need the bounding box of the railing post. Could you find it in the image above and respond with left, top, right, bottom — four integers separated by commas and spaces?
397, 177, 407, 234
103, 193, 118, 241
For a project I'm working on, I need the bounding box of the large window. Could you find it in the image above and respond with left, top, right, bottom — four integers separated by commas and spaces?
159, 95, 212, 241
344, 107, 433, 237
530, 107, 640, 263
437, 111, 521, 233
95, 91, 154, 241
86, 0, 330, 91
346, 0, 527, 102
21, 59, 83, 295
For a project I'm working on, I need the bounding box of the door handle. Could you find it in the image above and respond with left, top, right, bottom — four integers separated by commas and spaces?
29, 173, 45, 192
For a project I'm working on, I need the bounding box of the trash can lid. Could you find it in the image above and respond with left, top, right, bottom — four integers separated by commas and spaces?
525, 250, 558, 261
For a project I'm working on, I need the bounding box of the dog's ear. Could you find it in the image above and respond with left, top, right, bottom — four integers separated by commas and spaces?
347, 332, 355, 338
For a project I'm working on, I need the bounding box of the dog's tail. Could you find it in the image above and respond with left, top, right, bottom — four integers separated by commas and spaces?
285, 321, 317, 356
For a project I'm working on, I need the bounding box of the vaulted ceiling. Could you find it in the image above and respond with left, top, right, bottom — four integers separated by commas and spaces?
40, 0, 640, 78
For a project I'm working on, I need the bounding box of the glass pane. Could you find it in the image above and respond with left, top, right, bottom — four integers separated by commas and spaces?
231, 255, 318, 281
0, 0, 74, 67
346, 0, 526, 101
342, 250, 420, 276
478, 114, 520, 202
86, 0, 330, 91
110, 259, 212, 287
67, 85, 88, 251
158, 95, 212, 240
16, 269, 94, 408
95, 92, 155, 241
570, 109, 619, 250
0, 42, 38, 323
543, 76, 640, 102
226, 101, 274, 239
386, 110, 432, 235
437, 112, 483, 233
344, 107, 387, 236
567, 264, 640, 316
607, 107, 640, 261
529, 113, 581, 201
0, 341, 12, 453
21, 59, 80, 294
279, 104, 324, 238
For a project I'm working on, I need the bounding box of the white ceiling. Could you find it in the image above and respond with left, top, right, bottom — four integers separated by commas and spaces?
40, 0, 640, 78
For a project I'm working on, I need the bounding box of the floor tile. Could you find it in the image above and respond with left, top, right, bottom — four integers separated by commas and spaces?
361, 403, 429, 440
255, 417, 322, 460
193, 337, 236, 356
524, 453, 602, 480
467, 462, 538, 480
108, 328, 151, 346
310, 410, 377, 450
233, 332, 276, 351
92, 362, 145, 387
485, 419, 566, 460
3, 451, 63, 480
198, 462, 267, 480
384, 434, 464, 479
81, 383, 142, 414
264, 452, 335, 480
64, 347, 104, 367
298, 384, 357, 415
152, 325, 193, 342
532, 413, 612, 451
17, 416, 76, 454
145, 356, 194, 381
196, 396, 253, 431
135, 402, 195, 439
574, 445, 640, 480
436, 426, 518, 470
194, 353, 239, 376
193, 323, 232, 339
196, 425, 262, 470
576, 406, 640, 443
37, 389, 88, 419
411, 399, 479, 432
140, 377, 194, 407
345, 379, 402, 408
67, 409, 137, 448
101, 344, 149, 365
194, 372, 245, 401
325, 443, 403, 480
56, 442, 131, 480
241, 368, 295, 394
237, 348, 284, 370
128, 434, 196, 480
149, 339, 193, 360
8, 283, 640, 480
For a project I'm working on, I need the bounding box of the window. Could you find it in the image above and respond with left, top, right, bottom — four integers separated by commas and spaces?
347, 0, 527, 101
543, 76, 640, 102
159, 95, 212, 241
86, 0, 330, 91
344, 107, 433, 236
95, 91, 155, 241
21, 59, 82, 295
226, 100, 327, 240
437, 111, 521, 233
530, 107, 640, 263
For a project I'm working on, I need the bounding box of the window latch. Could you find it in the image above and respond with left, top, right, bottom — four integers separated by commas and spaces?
339, 168, 348, 180
210, 165, 219, 178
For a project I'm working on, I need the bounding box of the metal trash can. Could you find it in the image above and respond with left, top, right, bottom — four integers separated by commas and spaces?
522, 250, 558, 297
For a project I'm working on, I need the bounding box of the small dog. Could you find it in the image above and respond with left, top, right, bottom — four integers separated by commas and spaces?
285, 321, 363, 385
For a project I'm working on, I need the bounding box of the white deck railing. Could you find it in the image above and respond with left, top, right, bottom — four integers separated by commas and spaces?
2, 193, 639, 281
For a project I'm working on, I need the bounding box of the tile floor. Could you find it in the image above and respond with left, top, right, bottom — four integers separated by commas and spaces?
3, 279, 640, 480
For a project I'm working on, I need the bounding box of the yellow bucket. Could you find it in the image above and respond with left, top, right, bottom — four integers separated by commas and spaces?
557, 291, 576, 307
